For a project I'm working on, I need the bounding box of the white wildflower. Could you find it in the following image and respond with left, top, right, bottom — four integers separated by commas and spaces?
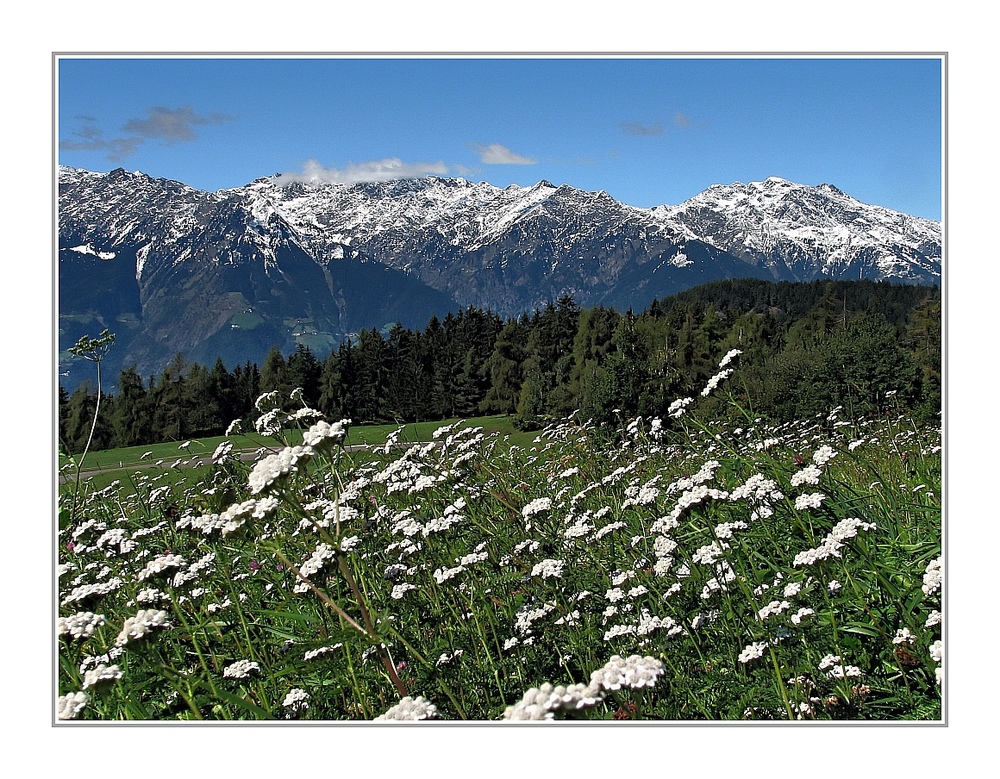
739, 641, 768, 664
793, 492, 826, 510
790, 465, 822, 487
57, 691, 91, 720
375, 696, 439, 721
590, 654, 665, 691
531, 559, 566, 579
114, 609, 170, 647
283, 688, 310, 715
391, 583, 417, 600
522, 497, 552, 518
719, 349, 742, 368
223, 660, 260, 679
922, 557, 942, 596
82, 663, 122, 689
812, 445, 837, 466
58, 611, 106, 640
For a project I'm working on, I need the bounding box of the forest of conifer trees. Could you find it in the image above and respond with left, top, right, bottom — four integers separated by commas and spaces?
58, 279, 941, 453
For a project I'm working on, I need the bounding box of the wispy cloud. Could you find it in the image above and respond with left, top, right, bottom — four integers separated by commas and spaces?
60, 106, 235, 161
619, 121, 664, 137
673, 112, 695, 129
471, 143, 536, 165
277, 158, 450, 185
123, 106, 234, 143
60, 119, 143, 161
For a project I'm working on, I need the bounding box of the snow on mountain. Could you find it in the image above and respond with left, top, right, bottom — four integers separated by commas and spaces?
650, 176, 940, 282
57, 166, 941, 388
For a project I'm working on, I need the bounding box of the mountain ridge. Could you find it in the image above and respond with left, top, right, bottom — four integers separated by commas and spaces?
57, 166, 941, 390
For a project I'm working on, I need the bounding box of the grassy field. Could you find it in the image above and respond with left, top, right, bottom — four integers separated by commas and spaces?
56, 366, 942, 722
59, 415, 536, 486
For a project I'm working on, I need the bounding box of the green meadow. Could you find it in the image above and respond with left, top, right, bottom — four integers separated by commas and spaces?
56, 362, 942, 722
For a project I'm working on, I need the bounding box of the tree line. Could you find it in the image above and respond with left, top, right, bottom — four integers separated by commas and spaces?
59, 278, 942, 453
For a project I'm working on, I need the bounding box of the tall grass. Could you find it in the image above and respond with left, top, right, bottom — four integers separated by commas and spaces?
56, 358, 942, 721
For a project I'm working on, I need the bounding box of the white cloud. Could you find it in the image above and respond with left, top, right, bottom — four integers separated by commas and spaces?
278, 158, 450, 185
471, 143, 536, 165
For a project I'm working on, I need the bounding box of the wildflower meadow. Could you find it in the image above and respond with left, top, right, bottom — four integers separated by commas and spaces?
56, 352, 942, 722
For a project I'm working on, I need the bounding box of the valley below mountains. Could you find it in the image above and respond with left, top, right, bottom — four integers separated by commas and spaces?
58, 167, 941, 391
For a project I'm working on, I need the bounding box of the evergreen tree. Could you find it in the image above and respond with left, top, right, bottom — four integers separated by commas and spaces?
260, 347, 290, 396
480, 318, 529, 415
286, 344, 323, 407
109, 366, 151, 447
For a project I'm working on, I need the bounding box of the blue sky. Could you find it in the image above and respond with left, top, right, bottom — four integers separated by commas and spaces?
58, 55, 943, 220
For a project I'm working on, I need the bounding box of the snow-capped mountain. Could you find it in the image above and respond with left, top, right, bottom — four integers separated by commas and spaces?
58, 166, 941, 388
652, 176, 941, 282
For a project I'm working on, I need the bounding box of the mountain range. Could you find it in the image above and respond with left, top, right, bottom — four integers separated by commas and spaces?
58, 166, 941, 391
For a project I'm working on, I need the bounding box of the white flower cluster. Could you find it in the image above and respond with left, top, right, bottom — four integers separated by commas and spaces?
793, 492, 826, 511
302, 419, 350, 450
719, 349, 742, 368
82, 663, 122, 689
211, 440, 234, 464
134, 588, 168, 604
521, 497, 552, 519
922, 557, 942, 596
374, 695, 440, 721
818, 653, 862, 679
61, 577, 124, 607
94, 527, 138, 556
114, 609, 170, 647
254, 408, 284, 436
183, 496, 282, 537
514, 602, 557, 636
57, 691, 91, 720
502, 655, 664, 721
812, 445, 837, 466
223, 660, 260, 679
790, 465, 822, 487
667, 397, 693, 418
137, 553, 186, 582
58, 611, 106, 640
738, 641, 769, 664
172, 552, 217, 587
590, 654, 665, 691
433, 564, 464, 583
713, 520, 749, 539
503, 682, 603, 720
622, 484, 660, 508
757, 599, 791, 621
531, 559, 566, 579
293, 542, 338, 593
792, 517, 876, 567
282, 688, 310, 715
692, 541, 728, 566
391, 582, 417, 600
248, 445, 314, 494
701, 368, 734, 397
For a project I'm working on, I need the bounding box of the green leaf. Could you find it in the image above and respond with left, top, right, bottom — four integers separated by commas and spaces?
841, 623, 881, 637
203, 685, 274, 719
